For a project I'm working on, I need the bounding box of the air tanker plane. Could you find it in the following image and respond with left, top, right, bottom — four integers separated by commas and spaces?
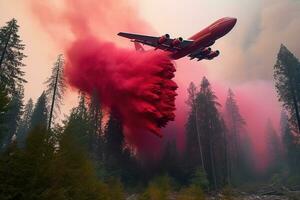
118, 17, 237, 61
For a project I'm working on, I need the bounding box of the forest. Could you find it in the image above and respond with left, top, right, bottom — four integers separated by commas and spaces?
0, 19, 300, 200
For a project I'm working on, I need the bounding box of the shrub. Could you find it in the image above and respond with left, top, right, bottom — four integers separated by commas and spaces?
139, 175, 172, 200
177, 185, 205, 200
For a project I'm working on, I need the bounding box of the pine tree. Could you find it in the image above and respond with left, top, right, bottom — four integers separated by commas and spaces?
185, 82, 206, 179
0, 126, 54, 199
274, 44, 300, 134
88, 90, 104, 160
30, 92, 48, 129
49, 128, 110, 200
16, 98, 33, 147
65, 92, 90, 148
186, 82, 205, 168
185, 77, 227, 190
104, 112, 124, 178
0, 18, 26, 94
196, 77, 226, 189
45, 54, 66, 130
224, 88, 245, 184
1, 86, 24, 149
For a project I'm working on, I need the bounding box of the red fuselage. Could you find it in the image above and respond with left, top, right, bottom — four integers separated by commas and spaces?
171, 17, 237, 60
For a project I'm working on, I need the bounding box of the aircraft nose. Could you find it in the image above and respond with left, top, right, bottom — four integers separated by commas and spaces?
228, 17, 237, 27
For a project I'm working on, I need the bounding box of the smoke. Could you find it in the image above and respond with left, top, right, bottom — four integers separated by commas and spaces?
205, 0, 300, 82
66, 36, 177, 137
29, 0, 177, 156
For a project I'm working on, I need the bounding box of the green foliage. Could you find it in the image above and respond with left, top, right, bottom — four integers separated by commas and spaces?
177, 185, 205, 200
16, 98, 34, 147
1, 86, 24, 148
139, 175, 172, 200
0, 126, 54, 199
191, 168, 209, 190
106, 178, 125, 200
47, 129, 110, 200
30, 92, 48, 129
274, 44, 300, 133
0, 18, 26, 94
185, 77, 227, 190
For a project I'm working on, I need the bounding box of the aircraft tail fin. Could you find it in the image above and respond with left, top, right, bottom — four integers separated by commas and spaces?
134, 42, 145, 52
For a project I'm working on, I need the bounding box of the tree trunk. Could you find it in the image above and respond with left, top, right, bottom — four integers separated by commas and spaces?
48, 65, 60, 131
195, 102, 205, 171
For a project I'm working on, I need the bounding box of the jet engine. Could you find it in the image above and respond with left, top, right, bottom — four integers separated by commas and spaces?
158, 34, 170, 44
201, 47, 211, 55
206, 50, 220, 60
172, 37, 183, 46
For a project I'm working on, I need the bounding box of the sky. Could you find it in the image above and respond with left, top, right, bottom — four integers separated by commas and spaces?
1, 0, 300, 169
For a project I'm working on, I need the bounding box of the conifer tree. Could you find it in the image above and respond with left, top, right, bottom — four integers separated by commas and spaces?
45, 54, 66, 130
16, 98, 33, 146
196, 77, 226, 189
0, 19, 26, 94
65, 92, 90, 148
1, 86, 24, 148
274, 44, 300, 133
186, 77, 227, 190
104, 112, 124, 178
185, 82, 206, 178
30, 92, 48, 129
224, 89, 245, 183
88, 90, 104, 160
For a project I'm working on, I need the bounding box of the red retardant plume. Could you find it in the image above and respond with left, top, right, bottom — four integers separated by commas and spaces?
65, 36, 178, 139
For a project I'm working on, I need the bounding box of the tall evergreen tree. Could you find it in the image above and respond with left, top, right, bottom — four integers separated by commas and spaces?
45, 54, 66, 130
0, 126, 54, 199
88, 90, 104, 160
224, 88, 246, 184
198, 77, 228, 189
30, 92, 48, 129
16, 98, 33, 146
65, 92, 90, 148
185, 77, 227, 190
0, 18, 26, 94
104, 112, 124, 178
185, 82, 206, 178
274, 44, 300, 134
1, 86, 24, 149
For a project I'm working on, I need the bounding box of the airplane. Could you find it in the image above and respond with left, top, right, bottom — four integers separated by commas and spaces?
117, 17, 237, 61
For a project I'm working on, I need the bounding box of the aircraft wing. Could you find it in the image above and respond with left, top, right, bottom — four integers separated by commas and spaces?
118, 32, 193, 52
